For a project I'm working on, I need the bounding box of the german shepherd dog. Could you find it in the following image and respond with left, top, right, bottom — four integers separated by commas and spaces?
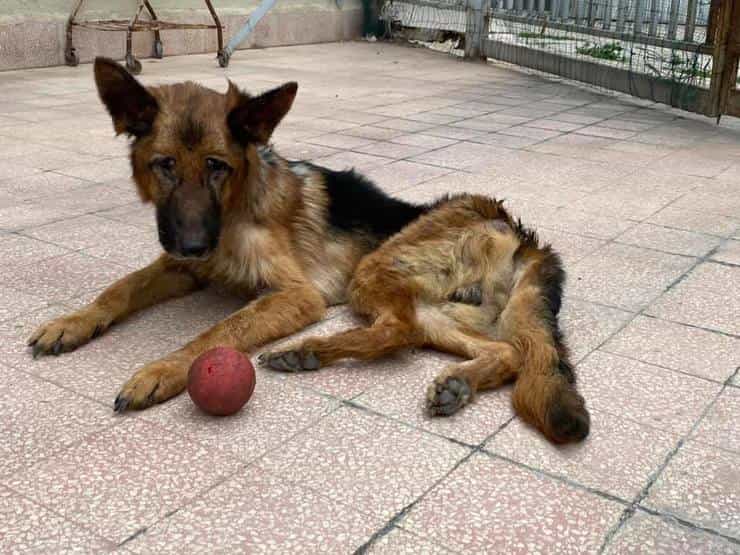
29, 58, 589, 443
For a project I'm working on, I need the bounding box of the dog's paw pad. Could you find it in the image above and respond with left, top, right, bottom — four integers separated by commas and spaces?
426, 376, 472, 416
259, 349, 321, 372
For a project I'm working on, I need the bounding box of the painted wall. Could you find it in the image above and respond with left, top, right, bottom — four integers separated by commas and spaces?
0, 0, 364, 70
0, 0, 356, 19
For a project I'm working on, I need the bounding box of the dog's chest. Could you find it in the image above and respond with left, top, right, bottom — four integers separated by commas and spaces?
205, 224, 275, 290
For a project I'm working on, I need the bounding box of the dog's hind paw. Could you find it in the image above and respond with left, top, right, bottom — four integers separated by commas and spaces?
258, 349, 321, 372
426, 376, 472, 416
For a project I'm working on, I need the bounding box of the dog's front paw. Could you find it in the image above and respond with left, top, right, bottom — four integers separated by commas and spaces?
28, 310, 110, 358
114, 359, 188, 413
426, 376, 472, 416
258, 349, 321, 372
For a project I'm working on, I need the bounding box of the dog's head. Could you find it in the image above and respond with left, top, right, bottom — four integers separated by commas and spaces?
93, 57, 297, 259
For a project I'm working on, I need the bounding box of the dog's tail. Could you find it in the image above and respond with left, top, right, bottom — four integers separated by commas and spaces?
496, 243, 590, 443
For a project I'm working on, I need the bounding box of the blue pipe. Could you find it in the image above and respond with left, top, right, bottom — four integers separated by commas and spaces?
224, 0, 278, 57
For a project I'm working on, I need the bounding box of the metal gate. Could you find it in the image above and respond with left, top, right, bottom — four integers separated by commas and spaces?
382, 0, 740, 119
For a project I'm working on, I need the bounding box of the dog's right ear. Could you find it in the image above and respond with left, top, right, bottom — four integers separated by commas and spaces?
94, 57, 159, 137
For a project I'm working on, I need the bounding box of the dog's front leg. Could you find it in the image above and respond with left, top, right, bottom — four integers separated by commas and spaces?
28, 255, 201, 357
114, 283, 326, 411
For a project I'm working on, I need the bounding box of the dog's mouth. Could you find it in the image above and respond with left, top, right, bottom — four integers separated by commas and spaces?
158, 233, 220, 262
166, 250, 215, 262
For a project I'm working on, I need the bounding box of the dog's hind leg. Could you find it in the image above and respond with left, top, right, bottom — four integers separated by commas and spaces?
260, 306, 421, 372
421, 312, 521, 416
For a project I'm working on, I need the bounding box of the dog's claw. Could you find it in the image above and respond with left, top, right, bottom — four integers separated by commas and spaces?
32, 344, 43, 359
113, 394, 130, 413
91, 325, 103, 339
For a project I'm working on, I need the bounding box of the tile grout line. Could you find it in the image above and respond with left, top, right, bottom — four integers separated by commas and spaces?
478, 448, 632, 508
634, 503, 740, 547
597, 364, 740, 553
595, 348, 734, 389
563, 298, 740, 342
115, 402, 349, 549
352, 415, 516, 554
571, 232, 738, 380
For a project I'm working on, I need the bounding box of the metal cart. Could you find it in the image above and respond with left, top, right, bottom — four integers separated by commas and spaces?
65, 0, 227, 74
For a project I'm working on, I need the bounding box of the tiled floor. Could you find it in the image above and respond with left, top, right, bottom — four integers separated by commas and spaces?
1, 42, 739, 553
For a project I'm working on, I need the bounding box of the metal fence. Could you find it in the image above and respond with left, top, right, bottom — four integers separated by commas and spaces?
381, 0, 740, 119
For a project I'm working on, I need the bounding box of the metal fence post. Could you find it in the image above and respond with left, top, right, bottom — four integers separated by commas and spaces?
633, 0, 644, 35
465, 0, 485, 59
602, 0, 613, 29
684, 0, 698, 42
667, 0, 680, 40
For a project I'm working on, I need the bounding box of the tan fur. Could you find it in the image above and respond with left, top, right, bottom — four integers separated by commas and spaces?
30, 60, 589, 442
29, 60, 373, 411
264, 195, 590, 444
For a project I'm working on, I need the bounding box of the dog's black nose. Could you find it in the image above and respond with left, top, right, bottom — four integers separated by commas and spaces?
179, 240, 209, 258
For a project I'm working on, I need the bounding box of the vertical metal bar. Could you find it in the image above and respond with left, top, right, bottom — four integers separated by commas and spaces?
615, 0, 627, 32
526, 0, 535, 13
65, 0, 85, 62
550, 0, 559, 18
204, 0, 224, 54
465, 0, 485, 58
587, 0, 596, 26
514, 0, 523, 12
633, 0, 644, 34
574, 0, 583, 24
648, 0, 659, 37
560, 0, 570, 21
537, 0, 545, 14
684, 0, 698, 42
667, 0, 680, 40
602, 0, 613, 29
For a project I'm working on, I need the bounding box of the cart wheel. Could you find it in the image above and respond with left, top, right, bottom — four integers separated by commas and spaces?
154, 40, 164, 59
65, 48, 79, 67
218, 51, 229, 68
126, 54, 142, 75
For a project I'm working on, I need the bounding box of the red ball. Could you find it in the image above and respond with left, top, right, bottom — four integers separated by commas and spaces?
187, 347, 256, 416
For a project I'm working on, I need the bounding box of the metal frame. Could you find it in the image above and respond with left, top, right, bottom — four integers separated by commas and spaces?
65, 0, 225, 74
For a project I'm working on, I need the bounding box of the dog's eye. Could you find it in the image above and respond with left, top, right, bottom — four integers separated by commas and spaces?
206, 158, 230, 172
154, 157, 176, 172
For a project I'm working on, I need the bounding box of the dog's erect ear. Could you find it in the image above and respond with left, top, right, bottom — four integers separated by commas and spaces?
94, 57, 159, 137
227, 82, 298, 145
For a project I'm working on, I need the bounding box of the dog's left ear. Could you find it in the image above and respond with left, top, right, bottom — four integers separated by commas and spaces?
227, 82, 298, 145
94, 57, 159, 137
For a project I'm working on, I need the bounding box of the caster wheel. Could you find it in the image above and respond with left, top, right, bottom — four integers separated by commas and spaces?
218, 51, 229, 68
65, 48, 79, 67
126, 54, 142, 75
154, 40, 164, 59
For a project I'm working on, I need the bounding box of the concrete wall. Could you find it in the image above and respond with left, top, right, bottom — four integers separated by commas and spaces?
0, 0, 364, 70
